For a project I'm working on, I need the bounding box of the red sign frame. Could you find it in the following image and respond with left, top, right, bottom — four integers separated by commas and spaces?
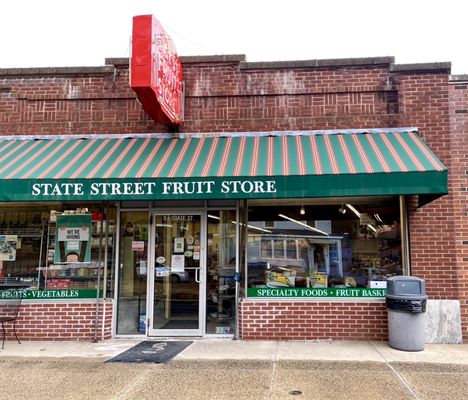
130, 15, 184, 126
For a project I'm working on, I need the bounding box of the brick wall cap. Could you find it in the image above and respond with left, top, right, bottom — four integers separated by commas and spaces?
104, 57, 129, 66
450, 74, 468, 82
180, 54, 246, 63
390, 62, 451, 73
105, 55, 247, 66
0, 66, 114, 77
239, 56, 395, 70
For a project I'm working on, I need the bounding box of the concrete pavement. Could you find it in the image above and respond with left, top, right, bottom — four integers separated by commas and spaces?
1, 339, 468, 364
1, 340, 467, 400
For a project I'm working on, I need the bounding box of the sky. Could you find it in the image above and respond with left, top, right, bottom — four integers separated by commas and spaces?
0, 0, 466, 74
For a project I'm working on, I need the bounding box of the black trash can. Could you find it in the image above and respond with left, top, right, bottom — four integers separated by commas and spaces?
386, 276, 427, 351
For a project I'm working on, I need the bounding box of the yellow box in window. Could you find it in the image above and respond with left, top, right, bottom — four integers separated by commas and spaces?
266, 270, 296, 288
309, 271, 328, 288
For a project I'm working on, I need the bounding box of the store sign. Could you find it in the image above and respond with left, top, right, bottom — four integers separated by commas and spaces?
247, 287, 387, 298
0, 289, 102, 299
0, 235, 17, 261
131, 15, 183, 126
55, 214, 92, 263
25, 178, 277, 201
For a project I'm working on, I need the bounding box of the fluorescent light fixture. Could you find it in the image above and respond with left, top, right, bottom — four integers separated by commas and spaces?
208, 214, 220, 220
373, 213, 382, 223
278, 214, 329, 236
209, 214, 271, 233
346, 204, 361, 218
156, 224, 173, 228
367, 224, 377, 233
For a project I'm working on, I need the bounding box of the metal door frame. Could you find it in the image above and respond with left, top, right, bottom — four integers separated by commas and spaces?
147, 210, 206, 336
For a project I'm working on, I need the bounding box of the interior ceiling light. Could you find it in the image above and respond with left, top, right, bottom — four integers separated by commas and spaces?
278, 214, 329, 236
367, 224, 377, 233
346, 204, 361, 218
338, 205, 347, 214
300, 205, 306, 215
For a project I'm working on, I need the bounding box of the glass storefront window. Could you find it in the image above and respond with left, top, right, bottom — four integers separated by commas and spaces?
246, 198, 403, 295
0, 204, 116, 297
206, 210, 237, 335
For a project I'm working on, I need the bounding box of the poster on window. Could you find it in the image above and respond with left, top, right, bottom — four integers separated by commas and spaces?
0, 235, 17, 261
55, 214, 92, 263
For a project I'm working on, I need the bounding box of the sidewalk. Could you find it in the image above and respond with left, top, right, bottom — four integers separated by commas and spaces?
1, 339, 468, 364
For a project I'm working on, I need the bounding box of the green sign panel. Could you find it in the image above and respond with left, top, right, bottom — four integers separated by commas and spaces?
0, 289, 102, 300
247, 287, 387, 298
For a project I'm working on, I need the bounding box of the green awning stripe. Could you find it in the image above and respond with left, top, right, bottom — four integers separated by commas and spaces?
407, 131, 445, 171
365, 134, 392, 172
69, 139, 111, 178
337, 134, 357, 173
168, 137, 194, 177
350, 134, 373, 173
6, 140, 59, 178
119, 138, 151, 178
152, 138, 178, 177
199, 137, 218, 177
102, 139, 139, 178
306, 136, 321, 175
234, 136, 247, 176
38, 140, 84, 179
135, 138, 164, 178
0, 140, 42, 175
216, 136, 232, 176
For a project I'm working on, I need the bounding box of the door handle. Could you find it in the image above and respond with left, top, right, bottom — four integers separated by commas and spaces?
195, 268, 200, 283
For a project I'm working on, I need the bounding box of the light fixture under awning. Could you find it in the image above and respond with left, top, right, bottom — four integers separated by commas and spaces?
0, 129, 448, 203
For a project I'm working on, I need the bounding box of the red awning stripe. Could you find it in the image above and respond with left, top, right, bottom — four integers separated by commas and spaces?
153, 139, 178, 177
0, 140, 43, 175
295, 136, 306, 175
38, 140, 84, 179
266, 136, 274, 176
217, 137, 232, 177
394, 133, 425, 171
103, 139, 138, 178
136, 138, 164, 178
338, 135, 357, 174
119, 138, 151, 178
407, 131, 445, 171
323, 135, 339, 174
351, 135, 374, 173
169, 137, 193, 177
365, 134, 391, 173
250, 136, 260, 176
86, 139, 125, 179
379, 134, 408, 172
184, 137, 205, 177
0, 140, 18, 156
201, 137, 219, 177
17, 139, 71, 179
308, 135, 322, 175
70, 140, 111, 179
55, 140, 100, 178
282, 136, 290, 176
234, 136, 246, 176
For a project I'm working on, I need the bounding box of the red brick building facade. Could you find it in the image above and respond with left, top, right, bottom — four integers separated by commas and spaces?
0, 55, 465, 342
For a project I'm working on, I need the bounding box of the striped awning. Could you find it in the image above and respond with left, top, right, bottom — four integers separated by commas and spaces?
0, 129, 447, 202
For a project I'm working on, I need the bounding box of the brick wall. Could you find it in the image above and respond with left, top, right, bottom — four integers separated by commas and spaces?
0, 55, 464, 341
240, 301, 388, 340
9, 301, 113, 341
449, 76, 468, 340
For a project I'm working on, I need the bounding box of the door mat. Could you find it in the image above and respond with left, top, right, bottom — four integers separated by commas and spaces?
106, 341, 193, 364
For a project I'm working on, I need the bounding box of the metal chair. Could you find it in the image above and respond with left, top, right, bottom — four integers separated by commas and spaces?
0, 297, 22, 349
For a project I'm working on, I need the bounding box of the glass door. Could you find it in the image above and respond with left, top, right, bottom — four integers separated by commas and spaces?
148, 212, 204, 336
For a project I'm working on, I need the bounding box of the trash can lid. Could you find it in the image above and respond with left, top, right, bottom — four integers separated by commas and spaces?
386, 276, 426, 296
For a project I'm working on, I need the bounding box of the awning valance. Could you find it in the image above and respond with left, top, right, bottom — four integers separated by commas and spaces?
0, 129, 447, 202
